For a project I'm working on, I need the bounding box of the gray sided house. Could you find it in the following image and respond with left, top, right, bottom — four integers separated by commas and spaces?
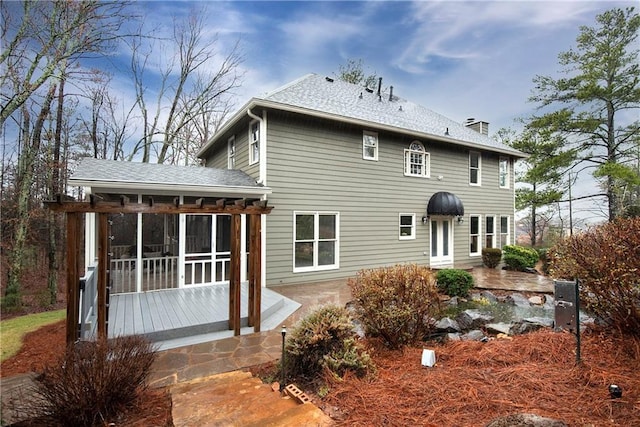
198, 73, 526, 286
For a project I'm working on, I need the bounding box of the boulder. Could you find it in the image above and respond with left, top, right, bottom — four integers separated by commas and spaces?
461, 330, 486, 341
479, 290, 498, 303
505, 293, 531, 307
456, 309, 495, 330
510, 317, 553, 335
435, 317, 461, 333
485, 322, 512, 335
528, 295, 544, 305
446, 333, 462, 341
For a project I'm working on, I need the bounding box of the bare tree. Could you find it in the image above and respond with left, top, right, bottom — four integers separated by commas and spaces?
127, 7, 243, 164
1, 1, 131, 308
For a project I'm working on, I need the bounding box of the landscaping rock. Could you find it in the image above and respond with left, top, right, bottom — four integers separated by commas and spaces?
486, 413, 567, 427
461, 330, 486, 341
528, 295, 544, 305
505, 293, 531, 307
543, 295, 555, 310
510, 317, 553, 335
446, 333, 462, 341
456, 309, 495, 330
479, 290, 498, 303
447, 296, 460, 307
435, 317, 461, 333
485, 322, 512, 335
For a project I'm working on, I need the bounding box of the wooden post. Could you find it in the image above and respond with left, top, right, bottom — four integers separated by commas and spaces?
97, 213, 109, 339
65, 212, 81, 345
229, 214, 241, 335
251, 214, 262, 332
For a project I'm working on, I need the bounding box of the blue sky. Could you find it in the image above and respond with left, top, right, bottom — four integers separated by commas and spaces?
118, 0, 634, 135
111, 0, 633, 223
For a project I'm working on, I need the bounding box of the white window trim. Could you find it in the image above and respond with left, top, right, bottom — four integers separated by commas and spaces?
469, 214, 481, 256
227, 135, 236, 169
404, 141, 430, 178
469, 151, 481, 186
399, 213, 416, 240
293, 211, 340, 273
499, 157, 509, 189
362, 130, 378, 161
249, 120, 259, 165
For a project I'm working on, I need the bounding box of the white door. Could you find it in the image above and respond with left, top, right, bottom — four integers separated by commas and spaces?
430, 217, 453, 267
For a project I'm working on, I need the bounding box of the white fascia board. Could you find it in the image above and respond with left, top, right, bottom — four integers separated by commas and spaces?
69, 179, 272, 198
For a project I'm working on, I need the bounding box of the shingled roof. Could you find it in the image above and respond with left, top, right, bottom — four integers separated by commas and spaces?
198, 73, 524, 158
69, 157, 271, 197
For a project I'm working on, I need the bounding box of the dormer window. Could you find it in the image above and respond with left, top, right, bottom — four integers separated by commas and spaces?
404, 141, 430, 177
249, 121, 260, 165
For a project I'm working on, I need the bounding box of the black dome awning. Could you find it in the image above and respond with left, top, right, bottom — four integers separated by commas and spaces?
427, 191, 464, 216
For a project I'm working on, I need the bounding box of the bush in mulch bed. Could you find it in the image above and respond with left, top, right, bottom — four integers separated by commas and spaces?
322, 328, 640, 426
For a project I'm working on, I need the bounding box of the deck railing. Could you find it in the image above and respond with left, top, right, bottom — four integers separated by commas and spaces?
79, 264, 98, 340
110, 255, 179, 294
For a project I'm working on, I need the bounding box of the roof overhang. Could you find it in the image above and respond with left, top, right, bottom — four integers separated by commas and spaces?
198, 98, 527, 159
70, 179, 272, 199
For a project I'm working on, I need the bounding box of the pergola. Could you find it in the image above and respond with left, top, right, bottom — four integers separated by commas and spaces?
46, 195, 273, 345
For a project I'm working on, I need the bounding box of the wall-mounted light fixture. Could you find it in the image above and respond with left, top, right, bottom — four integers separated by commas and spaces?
457, 216, 464, 224
422, 216, 429, 225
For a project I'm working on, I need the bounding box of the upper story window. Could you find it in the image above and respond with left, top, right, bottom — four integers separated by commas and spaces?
249, 121, 260, 165
227, 136, 236, 169
469, 215, 481, 256
399, 214, 416, 240
363, 130, 378, 161
469, 151, 481, 185
404, 141, 430, 178
499, 157, 509, 188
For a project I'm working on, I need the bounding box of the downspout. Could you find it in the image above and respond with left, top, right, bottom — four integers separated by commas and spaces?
246, 108, 268, 289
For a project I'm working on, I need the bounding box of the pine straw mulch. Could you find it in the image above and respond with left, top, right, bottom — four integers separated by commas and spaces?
322, 328, 640, 426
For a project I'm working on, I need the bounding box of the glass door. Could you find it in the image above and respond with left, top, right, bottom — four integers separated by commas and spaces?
430, 217, 453, 267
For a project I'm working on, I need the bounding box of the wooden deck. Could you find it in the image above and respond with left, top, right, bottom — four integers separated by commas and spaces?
108, 284, 300, 349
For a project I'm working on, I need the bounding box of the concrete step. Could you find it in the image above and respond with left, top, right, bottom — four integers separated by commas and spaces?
171, 370, 333, 426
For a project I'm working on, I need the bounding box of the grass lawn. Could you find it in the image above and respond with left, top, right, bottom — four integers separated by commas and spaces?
0, 310, 65, 362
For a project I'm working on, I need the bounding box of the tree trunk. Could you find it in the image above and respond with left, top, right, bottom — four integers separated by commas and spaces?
4, 83, 56, 307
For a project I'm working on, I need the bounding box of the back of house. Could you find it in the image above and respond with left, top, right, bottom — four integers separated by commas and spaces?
199, 73, 525, 287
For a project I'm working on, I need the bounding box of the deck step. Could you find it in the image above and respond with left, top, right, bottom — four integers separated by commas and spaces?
171, 371, 333, 426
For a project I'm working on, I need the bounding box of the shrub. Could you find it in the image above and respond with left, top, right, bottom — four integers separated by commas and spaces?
436, 269, 474, 297
550, 217, 640, 337
502, 245, 539, 271
348, 264, 440, 349
481, 248, 502, 268
537, 248, 551, 275
29, 335, 157, 426
284, 305, 374, 381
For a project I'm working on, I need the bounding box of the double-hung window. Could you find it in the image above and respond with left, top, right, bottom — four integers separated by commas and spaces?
227, 136, 236, 169
363, 130, 378, 161
485, 216, 495, 248
399, 214, 416, 240
469, 151, 481, 185
500, 216, 510, 247
469, 215, 481, 256
404, 141, 430, 177
499, 157, 509, 188
249, 121, 260, 165
294, 212, 339, 272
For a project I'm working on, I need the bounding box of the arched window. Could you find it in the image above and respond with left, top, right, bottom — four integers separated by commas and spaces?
404, 141, 430, 177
